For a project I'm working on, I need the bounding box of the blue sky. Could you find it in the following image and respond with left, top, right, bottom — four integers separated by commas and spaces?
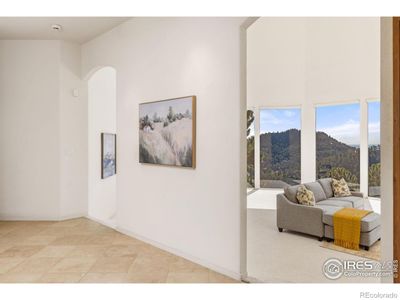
368, 101, 380, 145
316, 103, 360, 145
316, 102, 380, 145
254, 102, 380, 146
260, 109, 301, 134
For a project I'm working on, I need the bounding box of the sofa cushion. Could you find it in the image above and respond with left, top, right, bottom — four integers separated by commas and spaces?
314, 204, 339, 213
296, 185, 315, 206
331, 196, 364, 209
304, 182, 327, 202
317, 199, 353, 208
350, 191, 364, 198
324, 224, 381, 246
322, 208, 380, 232
318, 178, 334, 198
332, 178, 352, 197
283, 185, 302, 203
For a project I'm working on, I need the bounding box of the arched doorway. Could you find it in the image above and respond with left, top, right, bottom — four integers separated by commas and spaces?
87, 66, 117, 227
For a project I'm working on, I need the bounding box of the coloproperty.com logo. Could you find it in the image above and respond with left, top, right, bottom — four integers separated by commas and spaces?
323, 258, 398, 280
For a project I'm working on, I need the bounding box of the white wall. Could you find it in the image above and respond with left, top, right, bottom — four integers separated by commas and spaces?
0, 40, 61, 219
247, 17, 380, 186
248, 18, 307, 106
59, 41, 88, 219
88, 67, 117, 226
0, 40, 87, 220
305, 18, 380, 102
82, 17, 246, 278
380, 17, 393, 283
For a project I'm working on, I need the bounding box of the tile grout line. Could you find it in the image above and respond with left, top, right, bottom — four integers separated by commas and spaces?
0, 217, 237, 283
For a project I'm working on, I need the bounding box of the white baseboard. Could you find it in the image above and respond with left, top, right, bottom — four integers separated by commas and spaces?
59, 213, 86, 221
0, 215, 59, 221
86, 215, 117, 229
0, 213, 85, 221
241, 276, 263, 283
115, 225, 241, 281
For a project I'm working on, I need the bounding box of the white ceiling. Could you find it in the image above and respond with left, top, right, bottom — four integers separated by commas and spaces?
0, 17, 130, 44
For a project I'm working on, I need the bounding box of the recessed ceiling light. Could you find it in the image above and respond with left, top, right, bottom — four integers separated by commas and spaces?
51, 24, 62, 32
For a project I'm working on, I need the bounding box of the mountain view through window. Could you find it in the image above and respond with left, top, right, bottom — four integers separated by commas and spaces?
368, 101, 381, 197
247, 110, 255, 188
259, 108, 301, 188
246, 102, 380, 195
316, 103, 361, 191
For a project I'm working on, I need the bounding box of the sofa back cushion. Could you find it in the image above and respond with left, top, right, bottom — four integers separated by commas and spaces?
304, 182, 327, 202
284, 185, 302, 203
318, 178, 334, 198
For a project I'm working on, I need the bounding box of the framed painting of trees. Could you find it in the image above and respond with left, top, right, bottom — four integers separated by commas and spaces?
139, 96, 196, 168
101, 133, 117, 179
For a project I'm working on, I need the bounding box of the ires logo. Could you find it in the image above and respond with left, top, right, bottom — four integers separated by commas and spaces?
323, 258, 398, 280
323, 258, 344, 280
343, 260, 374, 270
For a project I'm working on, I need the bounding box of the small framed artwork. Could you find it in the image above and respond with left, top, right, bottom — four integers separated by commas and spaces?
101, 133, 117, 179
139, 95, 196, 168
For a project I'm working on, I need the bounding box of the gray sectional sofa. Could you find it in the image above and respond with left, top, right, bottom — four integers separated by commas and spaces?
276, 178, 381, 249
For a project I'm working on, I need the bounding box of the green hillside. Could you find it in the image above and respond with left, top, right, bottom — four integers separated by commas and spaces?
247, 128, 380, 190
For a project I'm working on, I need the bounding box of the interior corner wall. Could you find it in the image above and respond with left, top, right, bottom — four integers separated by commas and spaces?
0, 40, 87, 220
0, 40, 61, 220
59, 41, 88, 219
82, 17, 246, 278
88, 67, 117, 226
247, 17, 380, 184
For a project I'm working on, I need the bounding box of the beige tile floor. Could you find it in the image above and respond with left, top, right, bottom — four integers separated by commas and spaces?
0, 218, 238, 283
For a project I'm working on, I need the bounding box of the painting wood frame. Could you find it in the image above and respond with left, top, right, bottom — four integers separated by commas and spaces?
139, 95, 196, 168
101, 133, 117, 179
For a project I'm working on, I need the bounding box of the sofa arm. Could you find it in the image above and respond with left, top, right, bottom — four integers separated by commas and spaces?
276, 193, 324, 238
276, 193, 322, 213
351, 191, 364, 198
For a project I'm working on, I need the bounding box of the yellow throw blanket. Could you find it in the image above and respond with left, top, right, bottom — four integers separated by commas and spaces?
333, 207, 372, 250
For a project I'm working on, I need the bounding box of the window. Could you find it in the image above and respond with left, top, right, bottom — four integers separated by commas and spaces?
259, 108, 301, 188
316, 103, 360, 191
368, 101, 381, 198
247, 110, 255, 188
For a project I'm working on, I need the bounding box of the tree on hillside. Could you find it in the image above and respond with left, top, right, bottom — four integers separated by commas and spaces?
316, 131, 360, 181
327, 167, 358, 185
247, 110, 254, 137
259, 129, 301, 185
369, 163, 381, 187
368, 145, 380, 165
247, 135, 255, 187
247, 110, 255, 187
